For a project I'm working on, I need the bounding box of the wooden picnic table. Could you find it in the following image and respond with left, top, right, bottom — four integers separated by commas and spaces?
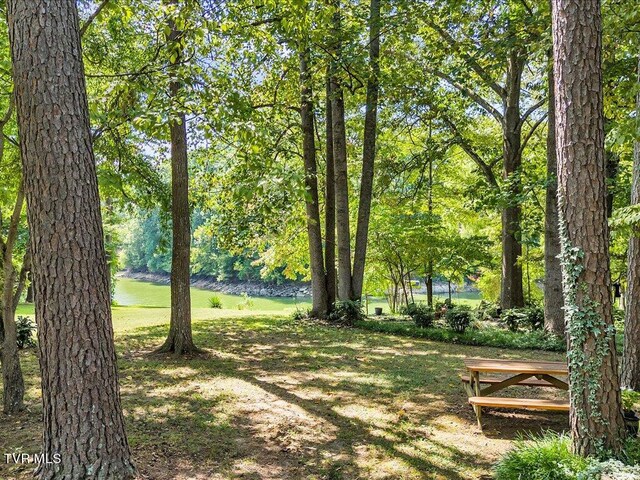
462, 358, 569, 428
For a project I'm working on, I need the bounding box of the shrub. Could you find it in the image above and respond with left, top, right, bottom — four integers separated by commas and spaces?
355, 320, 566, 351
494, 432, 588, 480
502, 307, 545, 332
16, 316, 37, 349
622, 389, 640, 411
445, 305, 473, 333
578, 459, 640, 480
477, 300, 500, 321
403, 303, 434, 328
291, 308, 309, 321
329, 300, 364, 325
208, 295, 223, 309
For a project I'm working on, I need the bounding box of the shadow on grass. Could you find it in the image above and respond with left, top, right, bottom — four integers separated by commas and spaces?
2, 315, 568, 479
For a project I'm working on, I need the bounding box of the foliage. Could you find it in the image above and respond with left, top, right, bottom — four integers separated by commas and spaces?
494, 432, 588, 480
501, 307, 545, 332
578, 460, 640, 480
622, 389, 640, 411
356, 320, 566, 351
476, 300, 500, 321
290, 308, 310, 321
208, 295, 222, 309
445, 305, 473, 333
329, 300, 365, 326
16, 316, 37, 349
403, 302, 434, 328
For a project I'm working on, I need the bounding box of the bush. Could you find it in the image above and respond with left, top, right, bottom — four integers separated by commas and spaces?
291, 308, 309, 321
578, 459, 640, 480
477, 300, 500, 321
16, 316, 37, 349
403, 303, 434, 328
208, 295, 223, 309
445, 305, 473, 333
622, 389, 640, 411
329, 300, 364, 325
494, 432, 588, 480
355, 319, 566, 351
502, 307, 545, 332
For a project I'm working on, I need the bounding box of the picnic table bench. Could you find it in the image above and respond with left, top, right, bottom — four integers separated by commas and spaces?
463, 358, 569, 428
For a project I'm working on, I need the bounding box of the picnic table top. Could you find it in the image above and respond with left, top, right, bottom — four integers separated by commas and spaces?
463, 358, 568, 375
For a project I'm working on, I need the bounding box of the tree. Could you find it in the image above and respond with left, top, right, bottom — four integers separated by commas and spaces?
0, 179, 26, 414
157, 0, 198, 354
300, 46, 329, 317
622, 56, 640, 390
551, 0, 625, 456
6, 0, 136, 476
409, 1, 547, 310
351, 0, 381, 301
329, 1, 353, 301
544, 47, 564, 335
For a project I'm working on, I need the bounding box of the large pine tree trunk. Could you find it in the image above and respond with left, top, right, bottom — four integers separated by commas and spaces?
158, 0, 197, 354
1, 184, 25, 414
330, 4, 353, 301
352, 0, 381, 301
552, 0, 625, 456
325, 71, 337, 309
544, 50, 565, 335
622, 56, 640, 390
500, 51, 525, 310
7, 0, 136, 476
300, 49, 328, 318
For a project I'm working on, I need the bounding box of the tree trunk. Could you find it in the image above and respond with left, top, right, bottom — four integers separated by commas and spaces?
552, 0, 625, 456
25, 272, 33, 303
1, 183, 25, 414
426, 265, 433, 307
352, 0, 381, 301
158, 0, 197, 354
544, 48, 565, 335
622, 56, 640, 390
325, 70, 337, 309
500, 50, 525, 310
300, 48, 328, 318
330, 3, 353, 301
7, 0, 136, 476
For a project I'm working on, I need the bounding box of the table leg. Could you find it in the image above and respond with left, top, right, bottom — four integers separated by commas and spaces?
472, 371, 482, 428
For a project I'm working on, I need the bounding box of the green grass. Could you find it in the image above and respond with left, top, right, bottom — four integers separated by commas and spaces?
17, 278, 483, 317
1, 309, 567, 480
114, 277, 310, 312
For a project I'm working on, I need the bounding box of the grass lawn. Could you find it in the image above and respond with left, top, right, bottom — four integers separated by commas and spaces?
0, 308, 567, 480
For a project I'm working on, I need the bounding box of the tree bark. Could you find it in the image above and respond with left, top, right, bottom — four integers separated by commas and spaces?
7, 0, 136, 476
1, 182, 25, 414
300, 49, 328, 318
500, 50, 525, 310
330, 3, 353, 301
544, 48, 565, 335
158, 0, 198, 354
622, 56, 640, 390
351, 0, 381, 301
552, 0, 625, 456
325, 69, 337, 309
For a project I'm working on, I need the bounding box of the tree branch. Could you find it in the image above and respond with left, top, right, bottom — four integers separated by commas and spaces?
518, 97, 546, 129
430, 68, 504, 124
519, 111, 548, 155
79, 0, 111, 38
441, 116, 499, 187
427, 20, 507, 99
